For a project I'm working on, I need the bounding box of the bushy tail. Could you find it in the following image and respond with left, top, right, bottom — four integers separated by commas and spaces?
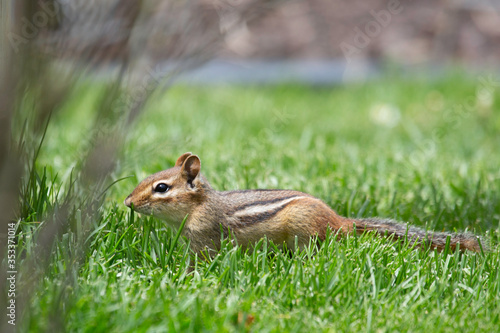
351, 218, 487, 253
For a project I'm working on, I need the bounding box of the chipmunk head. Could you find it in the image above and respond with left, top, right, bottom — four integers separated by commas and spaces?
124, 152, 208, 226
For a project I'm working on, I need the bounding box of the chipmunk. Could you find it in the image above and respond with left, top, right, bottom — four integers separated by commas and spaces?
124, 152, 485, 254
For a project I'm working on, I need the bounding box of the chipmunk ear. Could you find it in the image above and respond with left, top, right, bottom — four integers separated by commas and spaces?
180, 154, 200, 183
175, 152, 192, 167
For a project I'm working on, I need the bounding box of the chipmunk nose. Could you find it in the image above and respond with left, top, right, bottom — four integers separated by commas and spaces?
124, 195, 133, 207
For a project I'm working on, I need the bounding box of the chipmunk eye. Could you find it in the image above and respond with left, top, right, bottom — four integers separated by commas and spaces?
154, 183, 170, 193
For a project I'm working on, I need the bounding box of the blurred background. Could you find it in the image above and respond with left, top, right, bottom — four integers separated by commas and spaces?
1, 1, 500, 332
219, 0, 500, 65
2, 0, 500, 84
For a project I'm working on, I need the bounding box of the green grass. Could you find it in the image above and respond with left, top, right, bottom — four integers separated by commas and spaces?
12, 72, 500, 332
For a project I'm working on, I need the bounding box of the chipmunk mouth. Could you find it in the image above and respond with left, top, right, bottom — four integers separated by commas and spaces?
123, 197, 153, 214
136, 203, 153, 215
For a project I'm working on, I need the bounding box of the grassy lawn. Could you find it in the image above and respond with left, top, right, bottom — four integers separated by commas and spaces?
14, 72, 500, 332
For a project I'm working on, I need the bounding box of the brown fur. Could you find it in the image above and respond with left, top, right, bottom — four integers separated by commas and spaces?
125, 153, 486, 254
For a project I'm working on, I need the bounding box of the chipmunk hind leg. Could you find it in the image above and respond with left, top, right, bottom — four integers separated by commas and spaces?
277, 197, 347, 250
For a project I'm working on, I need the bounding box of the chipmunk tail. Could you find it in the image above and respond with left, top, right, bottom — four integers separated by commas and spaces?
347, 217, 488, 253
